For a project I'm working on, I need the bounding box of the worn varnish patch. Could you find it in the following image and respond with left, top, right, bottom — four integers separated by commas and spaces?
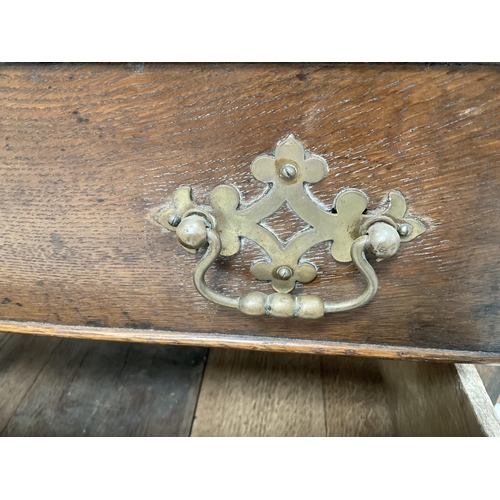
0, 63, 500, 356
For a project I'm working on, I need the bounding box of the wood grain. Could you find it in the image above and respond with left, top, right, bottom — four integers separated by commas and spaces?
0, 333, 61, 432
475, 364, 500, 403
455, 364, 500, 436
1, 63, 500, 358
1, 319, 499, 362
192, 349, 500, 436
191, 349, 327, 437
0, 332, 207, 436
191, 349, 395, 436
321, 356, 394, 436
379, 360, 500, 436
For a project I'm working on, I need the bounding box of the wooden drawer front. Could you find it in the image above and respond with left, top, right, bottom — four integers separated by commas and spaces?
1, 63, 500, 361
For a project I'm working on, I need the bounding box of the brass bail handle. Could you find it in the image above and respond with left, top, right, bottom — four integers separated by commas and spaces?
175, 214, 401, 319
155, 136, 426, 319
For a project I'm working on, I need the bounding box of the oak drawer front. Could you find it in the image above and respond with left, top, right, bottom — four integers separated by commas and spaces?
1, 63, 500, 361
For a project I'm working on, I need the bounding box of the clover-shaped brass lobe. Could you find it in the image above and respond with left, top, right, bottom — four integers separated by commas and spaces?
210, 185, 242, 257
251, 134, 328, 187
383, 191, 426, 243
251, 260, 317, 294
156, 186, 195, 232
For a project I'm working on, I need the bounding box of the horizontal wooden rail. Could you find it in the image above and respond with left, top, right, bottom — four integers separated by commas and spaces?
0, 319, 499, 363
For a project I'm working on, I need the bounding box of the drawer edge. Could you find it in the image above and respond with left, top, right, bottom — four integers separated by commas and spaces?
1, 319, 499, 363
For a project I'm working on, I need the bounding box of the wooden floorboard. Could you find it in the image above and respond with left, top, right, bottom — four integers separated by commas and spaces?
0, 333, 207, 436
0, 333, 62, 433
321, 356, 395, 437
191, 348, 326, 437
191, 348, 396, 437
3, 333, 495, 437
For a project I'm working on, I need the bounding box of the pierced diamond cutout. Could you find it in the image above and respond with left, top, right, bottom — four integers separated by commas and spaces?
158, 135, 427, 296
258, 202, 312, 246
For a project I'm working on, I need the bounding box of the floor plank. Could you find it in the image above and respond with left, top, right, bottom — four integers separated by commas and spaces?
1, 334, 207, 436
191, 349, 326, 437
0, 332, 62, 433
321, 357, 395, 436
379, 360, 500, 436
4, 334, 492, 437
191, 349, 397, 437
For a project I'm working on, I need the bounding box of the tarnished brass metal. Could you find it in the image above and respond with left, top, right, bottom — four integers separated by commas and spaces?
156, 135, 427, 318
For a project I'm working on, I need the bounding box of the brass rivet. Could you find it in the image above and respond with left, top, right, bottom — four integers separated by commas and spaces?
167, 213, 182, 227
280, 164, 297, 180
274, 266, 293, 280
398, 223, 412, 238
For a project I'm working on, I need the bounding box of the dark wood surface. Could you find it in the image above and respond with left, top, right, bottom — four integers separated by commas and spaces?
1, 63, 500, 360
0, 333, 60, 432
0, 332, 207, 436
2, 319, 500, 362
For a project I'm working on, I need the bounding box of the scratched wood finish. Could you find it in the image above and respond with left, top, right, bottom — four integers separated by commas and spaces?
1, 63, 500, 359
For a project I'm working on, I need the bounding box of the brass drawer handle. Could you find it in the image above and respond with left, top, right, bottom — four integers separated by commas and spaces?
156, 136, 426, 318
183, 220, 390, 319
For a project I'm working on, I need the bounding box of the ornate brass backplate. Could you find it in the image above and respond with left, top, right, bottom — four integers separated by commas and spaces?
156, 135, 426, 319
